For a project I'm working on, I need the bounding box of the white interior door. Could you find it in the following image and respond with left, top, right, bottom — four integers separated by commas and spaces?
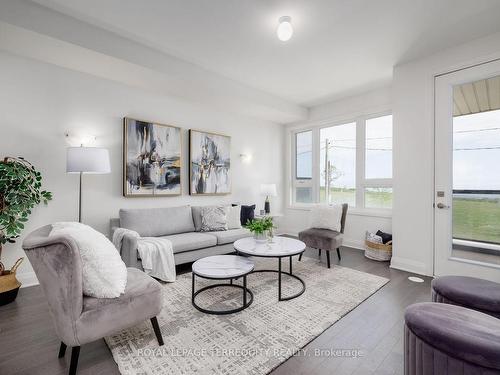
434, 60, 500, 282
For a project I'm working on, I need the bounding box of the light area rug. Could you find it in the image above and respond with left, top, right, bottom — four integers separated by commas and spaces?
105, 256, 389, 375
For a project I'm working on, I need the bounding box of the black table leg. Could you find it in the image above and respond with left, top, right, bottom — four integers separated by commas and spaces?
191, 273, 195, 303
278, 257, 282, 301
192, 272, 253, 315
250, 253, 306, 302
243, 275, 247, 306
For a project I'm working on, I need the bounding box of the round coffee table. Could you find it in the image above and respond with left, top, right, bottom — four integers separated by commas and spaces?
234, 236, 306, 301
191, 255, 254, 315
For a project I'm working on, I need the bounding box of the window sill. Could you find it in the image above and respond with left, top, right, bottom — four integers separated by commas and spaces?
286, 205, 392, 219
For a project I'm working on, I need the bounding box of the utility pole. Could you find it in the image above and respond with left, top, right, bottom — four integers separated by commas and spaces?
324, 138, 330, 204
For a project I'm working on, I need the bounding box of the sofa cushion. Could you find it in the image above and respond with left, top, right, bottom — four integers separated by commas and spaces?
161, 232, 217, 254
210, 228, 252, 245
119, 206, 195, 237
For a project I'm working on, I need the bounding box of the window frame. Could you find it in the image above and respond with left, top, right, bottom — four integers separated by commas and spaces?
288, 110, 393, 213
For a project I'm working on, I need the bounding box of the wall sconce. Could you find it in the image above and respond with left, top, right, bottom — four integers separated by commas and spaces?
239, 153, 252, 163
65, 133, 97, 147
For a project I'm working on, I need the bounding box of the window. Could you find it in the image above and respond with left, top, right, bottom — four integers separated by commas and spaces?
295, 131, 312, 179
294, 130, 313, 203
364, 115, 393, 208
365, 115, 392, 179
290, 113, 393, 210
320, 122, 356, 206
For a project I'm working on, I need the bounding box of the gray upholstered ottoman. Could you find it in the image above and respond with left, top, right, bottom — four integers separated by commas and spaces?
404, 302, 500, 375
432, 276, 500, 318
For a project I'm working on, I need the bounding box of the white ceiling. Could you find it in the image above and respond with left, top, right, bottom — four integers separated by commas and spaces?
32, 0, 500, 106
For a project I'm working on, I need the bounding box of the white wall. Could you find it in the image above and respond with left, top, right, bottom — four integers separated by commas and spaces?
392, 31, 500, 276
0, 51, 285, 286
281, 87, 393, 248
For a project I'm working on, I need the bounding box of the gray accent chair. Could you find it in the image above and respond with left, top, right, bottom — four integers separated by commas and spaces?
432, 275, 500, 318
22, 225, 164, 375
297, 203, 348, 268
404, 302, 500, 375
111, 206, 252, 269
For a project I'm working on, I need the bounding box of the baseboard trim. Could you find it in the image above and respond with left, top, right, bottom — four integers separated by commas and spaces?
17, 271, 39, 288
390, 256, 430, 276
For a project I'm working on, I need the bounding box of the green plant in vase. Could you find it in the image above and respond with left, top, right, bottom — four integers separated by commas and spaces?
0, 157, 52, 275
245, 217, 275, 243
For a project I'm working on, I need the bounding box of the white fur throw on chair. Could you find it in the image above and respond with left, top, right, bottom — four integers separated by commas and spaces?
50, 222, 127, 298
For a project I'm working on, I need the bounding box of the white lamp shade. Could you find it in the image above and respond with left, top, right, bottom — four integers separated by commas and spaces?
66, 147, 111, 174
260, 183, 277, 197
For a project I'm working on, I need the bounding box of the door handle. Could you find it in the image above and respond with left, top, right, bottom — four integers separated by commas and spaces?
436, 203, 450, 209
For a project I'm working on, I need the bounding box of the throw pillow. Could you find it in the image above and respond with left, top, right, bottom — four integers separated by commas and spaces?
227, 205, 242, 229
201, 206, 229, 231
50, 222, 127, 298
376, 230, 392, 244
240, 204, 256, 226
366, 231, 383, 244
310, 204, 343, 232
191, 206, 203, 232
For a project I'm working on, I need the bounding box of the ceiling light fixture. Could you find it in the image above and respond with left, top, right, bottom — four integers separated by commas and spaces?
277, 16, 293, 41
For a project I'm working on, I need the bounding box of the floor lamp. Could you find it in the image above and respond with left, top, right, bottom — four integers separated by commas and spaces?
66, 147, 111, 223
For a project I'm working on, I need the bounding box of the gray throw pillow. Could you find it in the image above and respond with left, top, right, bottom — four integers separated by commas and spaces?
201, 206, 229, 232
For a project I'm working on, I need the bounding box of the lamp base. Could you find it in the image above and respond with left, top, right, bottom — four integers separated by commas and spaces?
264, 200, 270, 214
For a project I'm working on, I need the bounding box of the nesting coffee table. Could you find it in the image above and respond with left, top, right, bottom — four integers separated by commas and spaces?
234, 236, 306, 301
191, 255, 254, 315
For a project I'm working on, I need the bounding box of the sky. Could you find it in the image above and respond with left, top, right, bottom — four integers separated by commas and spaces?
453, 109, 500, 190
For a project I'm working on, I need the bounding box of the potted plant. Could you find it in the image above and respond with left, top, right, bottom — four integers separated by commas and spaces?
245, 217, 275, 243
0, 157, 52, 305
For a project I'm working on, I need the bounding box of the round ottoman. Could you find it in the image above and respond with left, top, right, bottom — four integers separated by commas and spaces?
404, 302, 500, 375
432, 276, 500, 318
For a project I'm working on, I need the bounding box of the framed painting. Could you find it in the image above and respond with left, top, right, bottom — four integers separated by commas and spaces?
189, 129, 231, 195
123, 117, 182, 197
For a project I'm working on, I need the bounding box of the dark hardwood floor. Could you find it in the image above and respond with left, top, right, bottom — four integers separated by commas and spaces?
0, 247, 431, 375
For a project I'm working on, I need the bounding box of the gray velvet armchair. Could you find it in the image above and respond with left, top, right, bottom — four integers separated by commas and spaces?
298, 203, 348, 268
22, 225, 164, 375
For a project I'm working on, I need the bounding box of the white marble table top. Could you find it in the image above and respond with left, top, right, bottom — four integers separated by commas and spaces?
234, 236, 306, 257
192, 255, 254, 279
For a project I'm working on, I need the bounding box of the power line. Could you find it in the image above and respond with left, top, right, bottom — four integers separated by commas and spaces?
455, 127, 500, 134
297, 145, 500, 156
454, 146, 500, 151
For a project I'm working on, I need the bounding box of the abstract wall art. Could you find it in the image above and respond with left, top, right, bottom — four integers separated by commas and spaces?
123, 118, 182, 196
189, 129, 231, 195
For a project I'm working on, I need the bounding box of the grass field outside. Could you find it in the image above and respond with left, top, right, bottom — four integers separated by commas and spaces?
453, 195, 500, 244
319, 187, 393, 209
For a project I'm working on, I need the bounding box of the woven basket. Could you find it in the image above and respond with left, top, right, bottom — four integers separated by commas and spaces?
0, 258, 23, 306
364, 240, 392, 261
